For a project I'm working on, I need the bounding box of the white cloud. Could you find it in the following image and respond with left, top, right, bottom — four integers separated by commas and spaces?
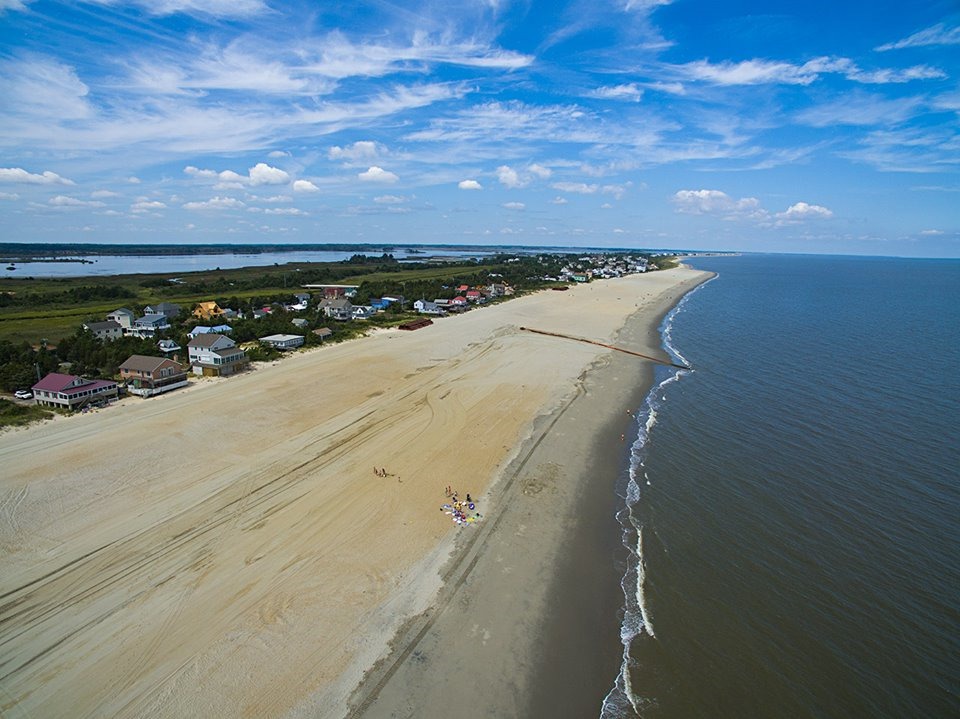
0, 167, 74, 185
920, 229, 944, 235
776, 202, 833, 221
374, 194, 406, 204
90, 190, 119, 198
678, 56, 944, 86
87, 0, 269, 18
0, 191, 20, 200
458, 179, 482, 190
268, 150, 290, 158
528, 163, 552, 179
0, 55, 93, 121
496, 165, 523, 188
589, 83, 643, 101
877, 23, 960, 51
186, 162, 289, 187
248, 162, 290, 186
128, 176, 142, 184
503, 202, 525, 210
624, 0, 672, 10
550, 196, 568, 204
48, 195, 105, 207
0, 0, 32, 13
329, 141, 382, 162
293, 180, 319, 192
182, 196, 246, 210
552, 181, 599, 194
264, 207, 307, 216
358, 166, 398, 183
132, 200, 167, 212
672, 189, 761, 216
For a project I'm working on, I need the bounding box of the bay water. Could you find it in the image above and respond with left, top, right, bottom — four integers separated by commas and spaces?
606, 254, 960, 717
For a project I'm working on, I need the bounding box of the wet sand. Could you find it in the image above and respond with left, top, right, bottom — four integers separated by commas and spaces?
0, 267, 711, 718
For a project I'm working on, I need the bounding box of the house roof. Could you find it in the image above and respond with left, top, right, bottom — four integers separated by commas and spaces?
120, 355, 177, 373
190, 326, 214, 335
135, 313, 168, 326
320, 297, 353, 309
158, 339, 180, 350
188, 333, 235, 349
85, 320, 121, 332
313, 327, 333, 337
150, 302, 181, 312
32, 372, 116, 394
260, 334, 303, 342
108, 307, 134, 316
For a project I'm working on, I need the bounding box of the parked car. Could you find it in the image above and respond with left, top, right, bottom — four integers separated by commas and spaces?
14, 390, 32, 400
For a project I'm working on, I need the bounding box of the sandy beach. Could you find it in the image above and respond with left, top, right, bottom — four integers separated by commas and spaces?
0, 266, 710, 719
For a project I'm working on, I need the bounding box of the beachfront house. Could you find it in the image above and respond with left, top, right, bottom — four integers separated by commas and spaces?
319, 298, 354, 321
144, 302, 181, 320
312, 327, 333, 343
187, 334, 248, 377
31, 372, 119, 410
119, 355, 189, 397
413, 299, 445, 316
352, 305, 377, 320
84, 320, 123, 342
106, 308, 135, 329
129, 313, 171, 338
259, 334, 305, 350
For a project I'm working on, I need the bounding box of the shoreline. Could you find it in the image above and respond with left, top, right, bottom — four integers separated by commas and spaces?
342, 270, 713, 718
0, 268, 711, 719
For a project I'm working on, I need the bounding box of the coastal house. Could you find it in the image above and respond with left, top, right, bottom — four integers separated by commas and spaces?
106, 308, 134, 329
319, 298, 354, 321
465, 290, 483, 303
129, 313, 170, 338
413, 299, 445, 316
31, 372, 119, 410
144, 302, 181, 320
352, 305, 377, 320
157, 338, 180, 355
193, 301, 226, 320
84, 320, 123, 342
451, 296, 468, 307
119, 355, 188, 397
187, 334, 248, 377
486, 282, 514, 297
312, 327, 333, 343
291, 318, 309, 329
259, 334, 305, 350
189, 324, 232, 338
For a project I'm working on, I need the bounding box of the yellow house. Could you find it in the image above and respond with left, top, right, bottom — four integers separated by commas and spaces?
193, 301, 225, 320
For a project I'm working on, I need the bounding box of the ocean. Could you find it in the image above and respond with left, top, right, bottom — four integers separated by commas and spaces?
605, 254, 960, 718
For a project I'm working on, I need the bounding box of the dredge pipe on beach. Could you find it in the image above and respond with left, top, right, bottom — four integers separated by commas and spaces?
520, 326, 691, 370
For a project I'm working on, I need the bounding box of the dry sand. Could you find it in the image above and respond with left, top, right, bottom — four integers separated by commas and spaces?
0, 267, 710, 718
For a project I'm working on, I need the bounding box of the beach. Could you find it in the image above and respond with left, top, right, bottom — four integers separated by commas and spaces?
0, 266, 711, 719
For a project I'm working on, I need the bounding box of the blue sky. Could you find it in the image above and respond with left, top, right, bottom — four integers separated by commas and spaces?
0, 0, 957, 257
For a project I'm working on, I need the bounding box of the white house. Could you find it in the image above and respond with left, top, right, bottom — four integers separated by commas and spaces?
259, 334, 305, 350
413, 299, 445, 315
106, 308, 134, 329
187, 334, 247, 376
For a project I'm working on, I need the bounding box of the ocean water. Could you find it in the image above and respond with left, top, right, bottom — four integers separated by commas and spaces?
605, 254, 960, 718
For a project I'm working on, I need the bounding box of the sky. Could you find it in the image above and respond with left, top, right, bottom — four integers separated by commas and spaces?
0, 1, 958, 257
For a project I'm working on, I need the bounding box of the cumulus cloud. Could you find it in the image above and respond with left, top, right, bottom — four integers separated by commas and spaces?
550, 196, 568, 204
458, 179, 482, 190
0, 167, 74, 185
358, 166, 398, 183
374, 194, 406, 204
329, 141, 383, 162
877, 23, 960, 51
503, 201, 525, 210
776, 202, 833, 221
293, 180, 319, 192
182, 196, 245, 210
528, 163, 552, 179
672, 189, 761, 215
264, 207, 307, 216
0, 191, 19, 200
185, 162, 289, 186
131, 200, 167, 212
496, 165, 523, 188
268, 150, 290, 158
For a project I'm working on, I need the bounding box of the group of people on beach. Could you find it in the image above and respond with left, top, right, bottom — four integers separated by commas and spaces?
442, 486, 482, 527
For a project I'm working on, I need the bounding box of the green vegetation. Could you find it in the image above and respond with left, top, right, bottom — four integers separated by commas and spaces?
0, 399, 54, 429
